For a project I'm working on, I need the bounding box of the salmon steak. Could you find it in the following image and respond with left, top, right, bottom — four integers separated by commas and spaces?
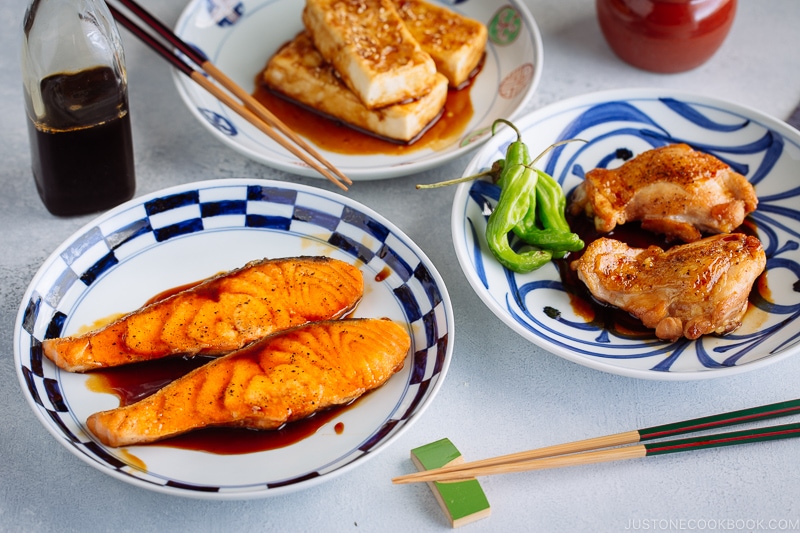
43, 256, 364, 372
86, 318, 411, 447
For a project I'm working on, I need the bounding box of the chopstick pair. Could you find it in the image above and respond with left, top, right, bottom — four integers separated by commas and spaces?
392, 398, 800, 484
107, 0, 352, 191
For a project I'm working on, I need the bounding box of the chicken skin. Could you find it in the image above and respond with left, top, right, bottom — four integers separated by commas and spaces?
571, 234, 766, 341
570, 144, 758, 242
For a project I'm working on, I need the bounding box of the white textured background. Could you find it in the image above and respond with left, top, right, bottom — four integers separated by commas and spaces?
1, 1, 799, 532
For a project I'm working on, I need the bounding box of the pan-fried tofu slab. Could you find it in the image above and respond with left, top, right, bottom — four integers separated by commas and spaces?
87, 318, 410, 447
263, 32, 448, 142
43, 257, 364, 372
302, 0, 438, 109
392, 0, 487, 88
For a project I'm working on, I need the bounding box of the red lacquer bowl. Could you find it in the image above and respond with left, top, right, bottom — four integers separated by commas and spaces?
596, 0, 737, 73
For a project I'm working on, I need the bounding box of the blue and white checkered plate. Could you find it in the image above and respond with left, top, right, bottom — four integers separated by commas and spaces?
452, 88, 800, 381
14, 179, 453, 499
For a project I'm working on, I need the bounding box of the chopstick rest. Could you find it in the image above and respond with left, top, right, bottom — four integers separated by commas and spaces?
410, 438, 490, 528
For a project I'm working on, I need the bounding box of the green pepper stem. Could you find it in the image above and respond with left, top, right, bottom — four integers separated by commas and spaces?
416, 168, 495, 189
491, 118, 522, 142
530, 138, 588, 168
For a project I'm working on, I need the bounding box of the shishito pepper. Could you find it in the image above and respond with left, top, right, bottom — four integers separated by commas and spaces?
414, 119, 529, 190
416, 117, 584, 273
491, 118, 550, 253
513, 168, 585, 256
514, 226, 585, 253
492, 119, 531, 188
534, 169, 573, 234
483, 121, 584, 271
485, 163, 553, 272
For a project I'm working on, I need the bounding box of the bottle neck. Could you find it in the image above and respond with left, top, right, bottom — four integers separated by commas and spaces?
21, 0, 128, 125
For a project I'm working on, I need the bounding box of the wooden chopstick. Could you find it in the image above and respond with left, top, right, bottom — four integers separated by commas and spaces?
395, 423, 800, 483
108, 1, 352, 190
392, 398, 800, 484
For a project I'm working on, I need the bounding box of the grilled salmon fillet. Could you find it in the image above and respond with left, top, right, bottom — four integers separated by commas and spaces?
86, 318, 410, 447
571, 234, 766, 341
302, 0, 438, 109
569, 144, 758, 242
43, 256, 364, 372
392, 0, 487, 88
263, 32, 448, 142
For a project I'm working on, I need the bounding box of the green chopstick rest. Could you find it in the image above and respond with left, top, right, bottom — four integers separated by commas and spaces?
410, 438, 491, 528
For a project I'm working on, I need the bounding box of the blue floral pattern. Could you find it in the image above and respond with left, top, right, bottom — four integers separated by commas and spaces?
205, 0, 244, 26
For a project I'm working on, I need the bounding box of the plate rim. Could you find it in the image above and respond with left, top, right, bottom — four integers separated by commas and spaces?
14, 177, 455, 499
171, 0, 544, 180
451, 87, 800, 381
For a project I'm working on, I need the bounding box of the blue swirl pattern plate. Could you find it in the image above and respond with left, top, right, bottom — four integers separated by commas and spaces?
14, 179, 453, 499
452, 89, 800, 380
172, 0, 542, 180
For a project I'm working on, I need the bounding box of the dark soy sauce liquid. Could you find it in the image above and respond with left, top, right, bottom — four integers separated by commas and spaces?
26, 66, 135, 216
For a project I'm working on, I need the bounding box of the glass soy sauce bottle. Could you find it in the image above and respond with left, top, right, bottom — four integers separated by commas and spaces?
21, 0, 135, 216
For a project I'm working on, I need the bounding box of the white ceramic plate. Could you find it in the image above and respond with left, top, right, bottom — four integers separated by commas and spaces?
15, 179, 453, 499
452, 88, 800, 380
172, 0, 542, 180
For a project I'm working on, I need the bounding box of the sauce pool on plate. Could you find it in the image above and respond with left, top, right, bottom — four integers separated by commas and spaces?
252, 67, 476, 155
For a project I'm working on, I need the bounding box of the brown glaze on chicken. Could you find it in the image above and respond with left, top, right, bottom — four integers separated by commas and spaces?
87, 318, 410, 447
569, 144, 758, 242
571, 234, 766, 341
43, 257, 364, 372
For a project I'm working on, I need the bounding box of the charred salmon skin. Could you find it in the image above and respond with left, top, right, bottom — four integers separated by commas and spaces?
87, 318, 410, 447
43, 256, 364, 372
